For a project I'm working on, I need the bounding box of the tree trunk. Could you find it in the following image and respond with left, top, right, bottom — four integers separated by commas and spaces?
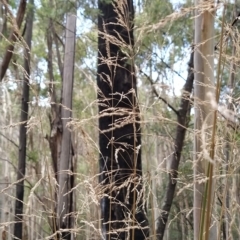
45, 16, 63, 236
46, 17, 62, 181
13, 0, 34, 239
57, 12, 76, 240
224, 4, 237, 238
156, 51, 194, 239
194, 1, 216, 239
97, 0, 149, 239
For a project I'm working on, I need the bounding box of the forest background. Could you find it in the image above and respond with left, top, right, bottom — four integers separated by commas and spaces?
0, 0, 239, 240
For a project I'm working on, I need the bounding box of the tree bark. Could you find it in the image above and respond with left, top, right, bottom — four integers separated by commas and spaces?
156, 51, 194, 240
97, 1, 149, 239
194, 1, 216, 239
0, 0, 27, 81
224, 4, 237, 238
46, 17, 62, 180
57, 12, 76, 240
45, 17, 62, 235
13, 0, 34, 239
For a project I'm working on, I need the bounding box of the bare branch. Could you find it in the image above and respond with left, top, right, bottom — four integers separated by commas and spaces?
0, 0, 27, 80
0, 131, 18, 148
140, 69, 179, 115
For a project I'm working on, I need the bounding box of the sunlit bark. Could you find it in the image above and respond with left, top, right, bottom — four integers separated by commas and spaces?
57, 12, 76, 240
194, 1, 216, 239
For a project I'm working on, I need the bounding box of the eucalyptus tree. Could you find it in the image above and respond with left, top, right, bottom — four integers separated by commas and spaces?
57, 11, 76, 240
194, 0, 216, 239
97, 0, 149, 239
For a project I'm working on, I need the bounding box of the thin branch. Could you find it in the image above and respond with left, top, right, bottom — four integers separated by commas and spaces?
54, 31, 64, 48
0, 131, 18, 148
140, 69, 179, 115
215, 11, 240, 50
174, 202, 194, 230
142, 43, 185, 81
160, 57, 186, 81
218, 107, 240, 131
0, 0, 27, 80
52, 24, 63, 80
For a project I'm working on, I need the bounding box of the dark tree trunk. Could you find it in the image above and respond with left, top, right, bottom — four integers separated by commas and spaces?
13, 0, 34, 239
97, 1, 149, 239
156, 51, 194, 240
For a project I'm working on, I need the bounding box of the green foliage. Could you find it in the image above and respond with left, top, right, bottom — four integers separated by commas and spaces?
27, 149, 38, 162
8, 0, 17, 9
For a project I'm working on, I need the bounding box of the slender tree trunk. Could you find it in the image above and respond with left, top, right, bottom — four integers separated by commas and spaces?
45, 17, 63, 236
1, 128, 13, 240
194, 1, 216, 239
0, 88, 13, 240
52, 25, 63, 80
97, 0, 149, 239
13, 0, 34, 239
57, 12, 76, 240
179, 201, 186, 239
224, 4, 238, 238
156, 51, 194, 239
46, 17, 62, 181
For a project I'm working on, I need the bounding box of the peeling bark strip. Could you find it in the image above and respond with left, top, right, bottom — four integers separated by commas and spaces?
97, 0, 149, 239
156, 51, 194, 240
13, 0, 34, 239
0, 0, 27, 81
